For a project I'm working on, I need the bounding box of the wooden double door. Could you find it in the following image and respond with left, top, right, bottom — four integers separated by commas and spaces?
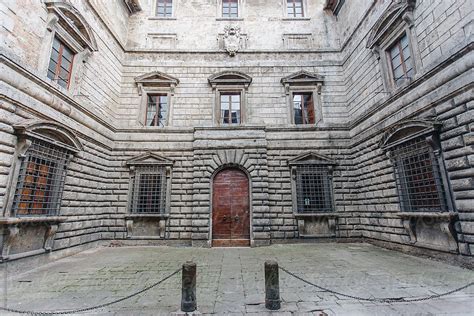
212, 168, 250, 247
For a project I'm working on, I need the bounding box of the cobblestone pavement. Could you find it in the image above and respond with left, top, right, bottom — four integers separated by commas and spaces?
0, 243, 473, 315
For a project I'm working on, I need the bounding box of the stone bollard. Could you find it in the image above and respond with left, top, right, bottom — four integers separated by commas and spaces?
265, 260, 281, 310
181, 261, 197, 313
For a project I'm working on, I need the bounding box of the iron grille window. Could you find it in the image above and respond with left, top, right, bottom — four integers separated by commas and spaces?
47, 37, 75, 89
146, 94, 168, 127
13, 139, 70, 216
293, 93, 315, 124
156, 0, 173, 17
287, 0, 304, 18
220, 92, 241, 124
391, 137, 448, 212
296, 165, 334, 213
222, 0, 238, 18
387, 33, 414, 86
130, 166, 167, 214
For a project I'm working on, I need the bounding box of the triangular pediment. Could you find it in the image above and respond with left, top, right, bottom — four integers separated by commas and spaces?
126, 152, 174, 166
288, 152, 336, 165
135, 71, 180, 86
281, 70, 324, 85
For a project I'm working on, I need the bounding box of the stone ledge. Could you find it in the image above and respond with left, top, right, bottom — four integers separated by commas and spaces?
0, 216, 67, 225
397, 212, 458, 219
294, 212, 339, 219
124, 214, 170, 219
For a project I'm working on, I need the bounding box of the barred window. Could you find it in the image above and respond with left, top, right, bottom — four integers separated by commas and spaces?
295, 165, 334, 213
391, 137, 448, 212
13, 139, 71, 216
130, 166, 168, 214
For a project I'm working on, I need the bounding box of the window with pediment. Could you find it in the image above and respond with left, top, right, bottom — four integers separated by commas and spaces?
281, 71, 324, 126
41, 1, 97, 93
7, 120, 82, 217
135, 71, 179, 127
208, 71, 252, 126
126, 153, 173, 215
367, 0, 421, 91
381, 120, 454, 213
289, 153, 336, 214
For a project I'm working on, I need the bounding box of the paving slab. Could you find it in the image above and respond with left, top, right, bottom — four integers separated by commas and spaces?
0, 243, 473, 315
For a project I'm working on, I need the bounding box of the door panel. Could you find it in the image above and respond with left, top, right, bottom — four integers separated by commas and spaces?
212, 168, 250, 247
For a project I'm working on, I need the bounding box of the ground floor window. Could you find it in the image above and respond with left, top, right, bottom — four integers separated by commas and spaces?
130, 166, 168, 214
391, 137, 448, 212
295, 164, 334, 213
13, 139, 70, 216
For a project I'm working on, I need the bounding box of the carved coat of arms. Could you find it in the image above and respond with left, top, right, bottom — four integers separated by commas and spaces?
223, 25, 241, 56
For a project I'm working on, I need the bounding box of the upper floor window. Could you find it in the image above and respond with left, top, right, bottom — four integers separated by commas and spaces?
366, 1, 420, 91
222, 0, 238, 18
42, 2, 97, 93
8, 120, 82, 217
293, 93, 315, 125
220, 92, 241, 124
47, 37, 75, 89
156, 0, 173, 18
281, 70, 324, 126
208, 71, 252, 126
135, 71, 179, 128
146, 95, 169, 127
287, 0, 304, 18
388, 33, 414, 87
381, 120, 454, 213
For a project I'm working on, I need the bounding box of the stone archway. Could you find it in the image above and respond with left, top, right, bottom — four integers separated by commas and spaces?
212, 168, 250, 247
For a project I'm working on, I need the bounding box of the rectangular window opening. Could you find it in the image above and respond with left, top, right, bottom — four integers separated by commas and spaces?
296, 165, 334, 213
47, 37, 75, 89
156, 0, 173, 17
131, 166, 167, 214
146, 94, 168, 127
388, 33, 413, 87
220, 92, 241, 125
293, 92, 315, 124
287, 0, 304, 18
222, 0, 238, 18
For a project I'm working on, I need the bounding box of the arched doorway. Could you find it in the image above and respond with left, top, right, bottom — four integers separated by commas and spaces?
212, 168, 250, 247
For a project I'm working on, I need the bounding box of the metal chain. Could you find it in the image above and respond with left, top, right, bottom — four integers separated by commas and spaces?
279, 265, 474, 303
0, 268, 181, 315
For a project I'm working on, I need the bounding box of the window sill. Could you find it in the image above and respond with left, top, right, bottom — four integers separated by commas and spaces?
148, 17, 177, 20
294, 212, 338, 219
216, 18, 243, 21
0, 216, 66, 225
125, 214, 169, 219
282, 17, 311, 21
397, 212, 457, 219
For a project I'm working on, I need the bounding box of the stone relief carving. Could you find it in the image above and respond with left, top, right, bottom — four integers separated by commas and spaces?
223, 25, 242, 56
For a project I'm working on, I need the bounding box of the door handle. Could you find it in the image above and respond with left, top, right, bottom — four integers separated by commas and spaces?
234, 215, 240, 222
223, 215, 227, 222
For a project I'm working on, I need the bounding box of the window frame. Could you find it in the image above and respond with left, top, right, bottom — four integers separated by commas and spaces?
47, 36, 75, 89
221, 0, 239, 19
282, 0, 309, 20
381, 121, 455, 213
292, 92, 316, 125
152, 0, 177, 19
4, 121, 82, 219
289, 153, 337, 217
366, 1, 421, 92
40, 2, 97, 94
208, 71, 252, 126
219, 91, 242, 125
135, 71, 179, 128
145, 94, 170, 127
126, 153, 173, 216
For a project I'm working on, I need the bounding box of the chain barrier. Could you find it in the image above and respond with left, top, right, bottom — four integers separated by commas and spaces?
279, 265, 474, 303
0, 268, 181, 315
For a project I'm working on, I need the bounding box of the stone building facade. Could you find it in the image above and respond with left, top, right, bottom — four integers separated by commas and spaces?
0, 0, 473, 263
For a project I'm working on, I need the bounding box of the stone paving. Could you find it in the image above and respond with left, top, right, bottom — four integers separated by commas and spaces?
0, 243, 473, 315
